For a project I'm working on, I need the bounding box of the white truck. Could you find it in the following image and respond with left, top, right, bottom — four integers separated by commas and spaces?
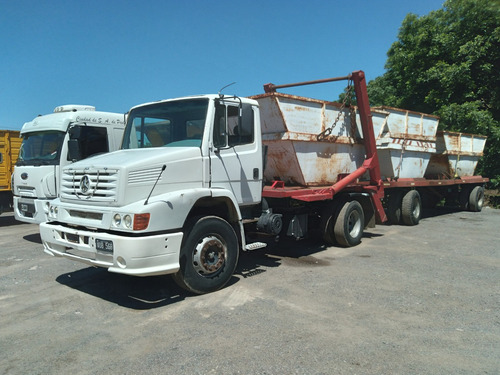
39, 71, 488, 294
13, 105, 125, 223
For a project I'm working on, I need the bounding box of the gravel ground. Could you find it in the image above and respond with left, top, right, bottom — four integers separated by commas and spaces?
1, 206, 499, 375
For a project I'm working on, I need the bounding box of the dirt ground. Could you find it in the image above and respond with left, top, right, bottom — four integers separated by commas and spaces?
1, 206, 499, 374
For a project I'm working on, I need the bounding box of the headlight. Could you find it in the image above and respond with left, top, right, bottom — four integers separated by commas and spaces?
113, 213, 122, 227
124, 215, 132, 228
48, 205, 58, 219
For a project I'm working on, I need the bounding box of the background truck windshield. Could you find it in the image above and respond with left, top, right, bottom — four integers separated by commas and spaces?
122, 99, 208, 149
17, 131, 65, 165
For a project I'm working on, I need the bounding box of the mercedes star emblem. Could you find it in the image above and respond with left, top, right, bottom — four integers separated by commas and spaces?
80, 175, 91, 195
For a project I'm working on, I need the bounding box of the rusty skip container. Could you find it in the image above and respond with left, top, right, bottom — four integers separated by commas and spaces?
251, 93, 391, 186
425, 131, 487, 178
373, 106, 439, 180
252, 93, 441, 186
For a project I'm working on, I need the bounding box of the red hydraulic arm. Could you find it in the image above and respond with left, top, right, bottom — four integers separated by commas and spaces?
263, 71, 387, 223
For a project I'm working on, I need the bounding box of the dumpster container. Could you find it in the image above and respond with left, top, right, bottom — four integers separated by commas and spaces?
425, 131, 487, 178
254, 93, 368, 186
373, 106, 439, 179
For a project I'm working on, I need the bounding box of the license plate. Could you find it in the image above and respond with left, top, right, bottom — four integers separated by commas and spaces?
95, 239, 114, 253
19, 202, 35, 213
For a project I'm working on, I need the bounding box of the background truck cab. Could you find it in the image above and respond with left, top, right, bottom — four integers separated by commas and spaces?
13, 105, 125, 223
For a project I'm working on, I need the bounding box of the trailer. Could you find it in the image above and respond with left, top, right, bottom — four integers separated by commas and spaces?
0, 130, 21, 214
39, 71, 488, 294
254, 76, 487, 233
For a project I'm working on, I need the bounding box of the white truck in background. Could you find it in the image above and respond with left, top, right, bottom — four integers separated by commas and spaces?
13, 105, 125, 223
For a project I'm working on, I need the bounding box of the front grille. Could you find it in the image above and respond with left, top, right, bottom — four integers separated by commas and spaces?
17, 186, 36, 197
60, 168, 119, 202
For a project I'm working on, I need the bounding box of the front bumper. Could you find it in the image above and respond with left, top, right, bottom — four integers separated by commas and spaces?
40, 222, 183, 276
14, 196, 50, 224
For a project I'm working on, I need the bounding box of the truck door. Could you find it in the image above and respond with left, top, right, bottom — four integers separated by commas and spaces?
210, 100, 262, 206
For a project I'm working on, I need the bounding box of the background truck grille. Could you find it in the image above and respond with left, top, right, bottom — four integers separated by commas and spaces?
60, 168, 119, 201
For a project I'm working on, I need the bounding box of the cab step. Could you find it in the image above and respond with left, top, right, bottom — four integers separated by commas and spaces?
244, 242, 267, 251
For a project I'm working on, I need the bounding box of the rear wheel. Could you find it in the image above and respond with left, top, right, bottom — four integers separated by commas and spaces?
468, 186, 484, 212
173, 216, 239, 294
401, 190, 422, 226
334, 201, 364, 247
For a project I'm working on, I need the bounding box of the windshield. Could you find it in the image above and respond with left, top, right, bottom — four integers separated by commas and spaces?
17, 131, 65, 165
122, 98, 208, 149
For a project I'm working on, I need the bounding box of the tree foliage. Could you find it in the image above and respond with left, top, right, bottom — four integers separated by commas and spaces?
367, 0, 500, 186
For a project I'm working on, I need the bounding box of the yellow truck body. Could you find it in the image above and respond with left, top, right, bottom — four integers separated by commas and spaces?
0, 130, 22, 213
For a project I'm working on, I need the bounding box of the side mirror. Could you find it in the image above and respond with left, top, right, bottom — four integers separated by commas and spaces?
69, 125, 81, 139
68, 139, 82, 161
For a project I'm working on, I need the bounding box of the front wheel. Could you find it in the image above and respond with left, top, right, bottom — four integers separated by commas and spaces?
173, 216, 239, 294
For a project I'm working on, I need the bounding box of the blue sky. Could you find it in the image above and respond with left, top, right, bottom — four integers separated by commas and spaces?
1, 0, 445, 130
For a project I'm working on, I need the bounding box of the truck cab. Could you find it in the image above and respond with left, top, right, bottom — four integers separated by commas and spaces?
13, 105, 125, 223
40, 95, 262, 293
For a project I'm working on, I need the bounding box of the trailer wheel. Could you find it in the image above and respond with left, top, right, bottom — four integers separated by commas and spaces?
334, 201, 364, 247
468, 186, 484, 212
401, 190, 422, 226
173, 216, 239, 294
386, 190, 403, 224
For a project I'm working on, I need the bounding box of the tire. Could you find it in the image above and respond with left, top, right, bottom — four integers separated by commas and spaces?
401, 190, 422, 226
173, 216, 239, 294
468, 186, 484, 212
386, 190, 403, 225
334, 200, 364, 247
321, 201, 341, 246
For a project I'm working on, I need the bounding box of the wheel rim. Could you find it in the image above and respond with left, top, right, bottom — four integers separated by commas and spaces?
193, 235, 227, 276
348, 210, 362, 238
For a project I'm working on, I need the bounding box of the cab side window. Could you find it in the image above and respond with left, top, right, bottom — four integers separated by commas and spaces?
214, 103, 254, 148
67, 126, 109, 160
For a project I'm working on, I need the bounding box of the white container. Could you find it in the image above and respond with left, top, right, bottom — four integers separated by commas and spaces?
253, 93, 368, 186
252, 94, 442, 186
425, 131, 487, 178
373, 106, 439, 179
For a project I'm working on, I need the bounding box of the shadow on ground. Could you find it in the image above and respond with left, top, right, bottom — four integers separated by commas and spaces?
0, 213, 29, 227
24, 233, 42, 244
56, 267, 189, 310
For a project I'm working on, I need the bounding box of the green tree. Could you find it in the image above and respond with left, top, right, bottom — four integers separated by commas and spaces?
367, 0, 500, 186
